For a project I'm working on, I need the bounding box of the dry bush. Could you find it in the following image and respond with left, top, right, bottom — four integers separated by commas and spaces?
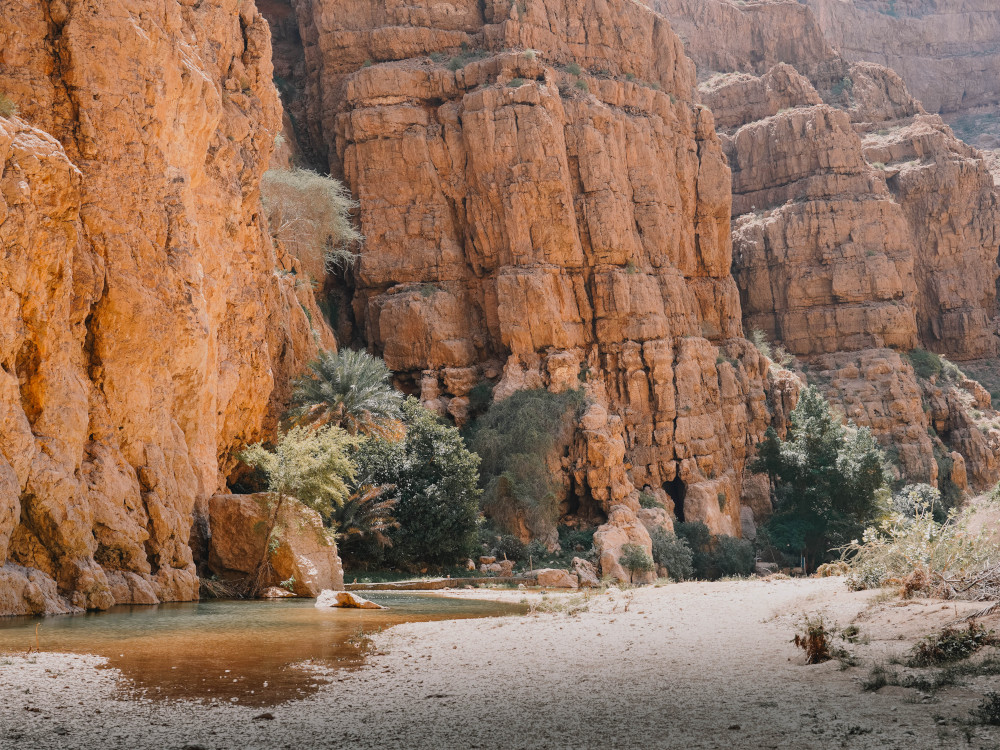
842, 499, 1000, 600
261, 168, 361, 279
793, 615, 833, 664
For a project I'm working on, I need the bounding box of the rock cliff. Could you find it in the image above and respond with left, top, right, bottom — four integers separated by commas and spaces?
272, 0, 797, 575
804, 0, 1000, 148
0, 0, 333, 615
656, 0, 1000, 496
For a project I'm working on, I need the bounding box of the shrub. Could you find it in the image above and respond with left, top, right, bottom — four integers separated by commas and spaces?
574, 79, 589, 92
507, 78, 525, 88
753, 385, 888, 568
891, 483, 941, 518
971, 693, 1000, 725
909, 622, 996, 667
468, 381, 494, 415
261, 168, 361, 279
470, 388, 584, 537
713, 535, 755, 577
523, 49, 536, 61
649, 528, 693, 580
289, 349, 402, 436
638, 490, 661, 509
842, 500, 1000, 599
750, 327, 772, 359
558, 525, 595, 552
793, 615, 833, 664
353, 398, 481, 566
619, 544, 654, 582
907, 348, 943, 380
0, 93, 17, 118
495, 534, 526, 562
565, 62, 582, 76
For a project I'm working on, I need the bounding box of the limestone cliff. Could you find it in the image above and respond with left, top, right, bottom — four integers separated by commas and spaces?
804, 0, 1000, 148
0, 0, 333, 615
656, 0, 1000, 498
271, 0, 796, 575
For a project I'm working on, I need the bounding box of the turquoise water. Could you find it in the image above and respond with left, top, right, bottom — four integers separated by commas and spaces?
0, 594, 522, 705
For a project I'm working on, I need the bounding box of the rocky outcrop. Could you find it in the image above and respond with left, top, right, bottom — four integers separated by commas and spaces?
270, 0, 794, 580
0, 0, 332, 615
804, 0, 1000, 147
657, 0, 1000, 496
207, 494, 344, 597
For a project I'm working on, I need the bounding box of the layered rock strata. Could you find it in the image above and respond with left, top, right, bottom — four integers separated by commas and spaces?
0, 0, 333, 615
657, 0, 1000, 496
804, 0, 1000, 148
274, 0, 797, 576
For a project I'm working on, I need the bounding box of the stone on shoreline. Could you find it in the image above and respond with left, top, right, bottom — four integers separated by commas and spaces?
316, 590, 385, 609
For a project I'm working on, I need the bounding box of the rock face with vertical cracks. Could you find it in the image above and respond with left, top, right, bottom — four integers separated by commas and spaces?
0, 0, 334, 615
278, 0, 791, 576
658, 0, 1000, 496
804, 0, 1000, 148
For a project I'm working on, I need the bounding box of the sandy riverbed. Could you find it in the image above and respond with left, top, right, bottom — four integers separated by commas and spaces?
2, 577, 999, 749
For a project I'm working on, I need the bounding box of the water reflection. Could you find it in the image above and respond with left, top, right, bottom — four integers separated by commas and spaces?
0, 594, 522, 706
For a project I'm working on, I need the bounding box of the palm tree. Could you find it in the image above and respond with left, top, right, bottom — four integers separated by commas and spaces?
332, 483, 399, 551
289, 349, 402, 436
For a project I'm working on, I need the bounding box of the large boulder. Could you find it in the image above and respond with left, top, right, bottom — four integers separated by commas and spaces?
529, 568, 579, 589
207, 493, 344, 597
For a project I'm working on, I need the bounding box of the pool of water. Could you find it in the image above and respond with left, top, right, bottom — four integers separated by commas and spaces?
0, 593, 522, 706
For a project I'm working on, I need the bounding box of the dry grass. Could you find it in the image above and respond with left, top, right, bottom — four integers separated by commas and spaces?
261, 168, 362, 280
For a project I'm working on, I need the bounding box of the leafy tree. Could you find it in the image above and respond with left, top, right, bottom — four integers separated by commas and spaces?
649, 528, 694, 580
619, 543, 655, 583
712, 535, 755, 577
675, 521, 713, 579
238, 425, 357, 593
289, 349, 402, 436
469, 388, 584, 536
353, 398, 481, 566
331, 483, 399, 563
752, 385, 888, 569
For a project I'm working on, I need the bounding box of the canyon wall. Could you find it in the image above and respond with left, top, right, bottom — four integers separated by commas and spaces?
273, 0, 800, 573
804, 0, 1000, 148
0, 0, 333, 615
656, 0, 1000, 493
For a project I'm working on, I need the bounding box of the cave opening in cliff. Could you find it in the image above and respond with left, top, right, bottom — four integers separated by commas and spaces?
663, 477, 686, 522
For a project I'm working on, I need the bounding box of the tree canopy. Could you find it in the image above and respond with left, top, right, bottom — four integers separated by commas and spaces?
752, 385, 888, 568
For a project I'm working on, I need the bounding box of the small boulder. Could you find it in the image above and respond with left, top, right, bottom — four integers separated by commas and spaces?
479, 556, 497, 565
571, 557, 600, 588
532, 568, 579, 589
260, 586, 297, 599
480, 562, 503, 575
497, 559, 516, 577
316, 590, 384, 609
465, 559, 477, 571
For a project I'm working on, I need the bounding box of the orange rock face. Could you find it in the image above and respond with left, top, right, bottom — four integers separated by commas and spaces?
274, 0, 793, 577
804, 0, 1000, 147
0, 0, 332, 614
657, 0, 1000, 497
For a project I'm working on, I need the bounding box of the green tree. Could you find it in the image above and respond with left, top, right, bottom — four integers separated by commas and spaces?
289, 349, 402, 436
619, 543, 655, 583
353, 398, 481, 566
239, 425, 357, 593
331, 483, 399, 563
469, 388, 584, 536
649, 528, 694, 580
752, 386, 888, 569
